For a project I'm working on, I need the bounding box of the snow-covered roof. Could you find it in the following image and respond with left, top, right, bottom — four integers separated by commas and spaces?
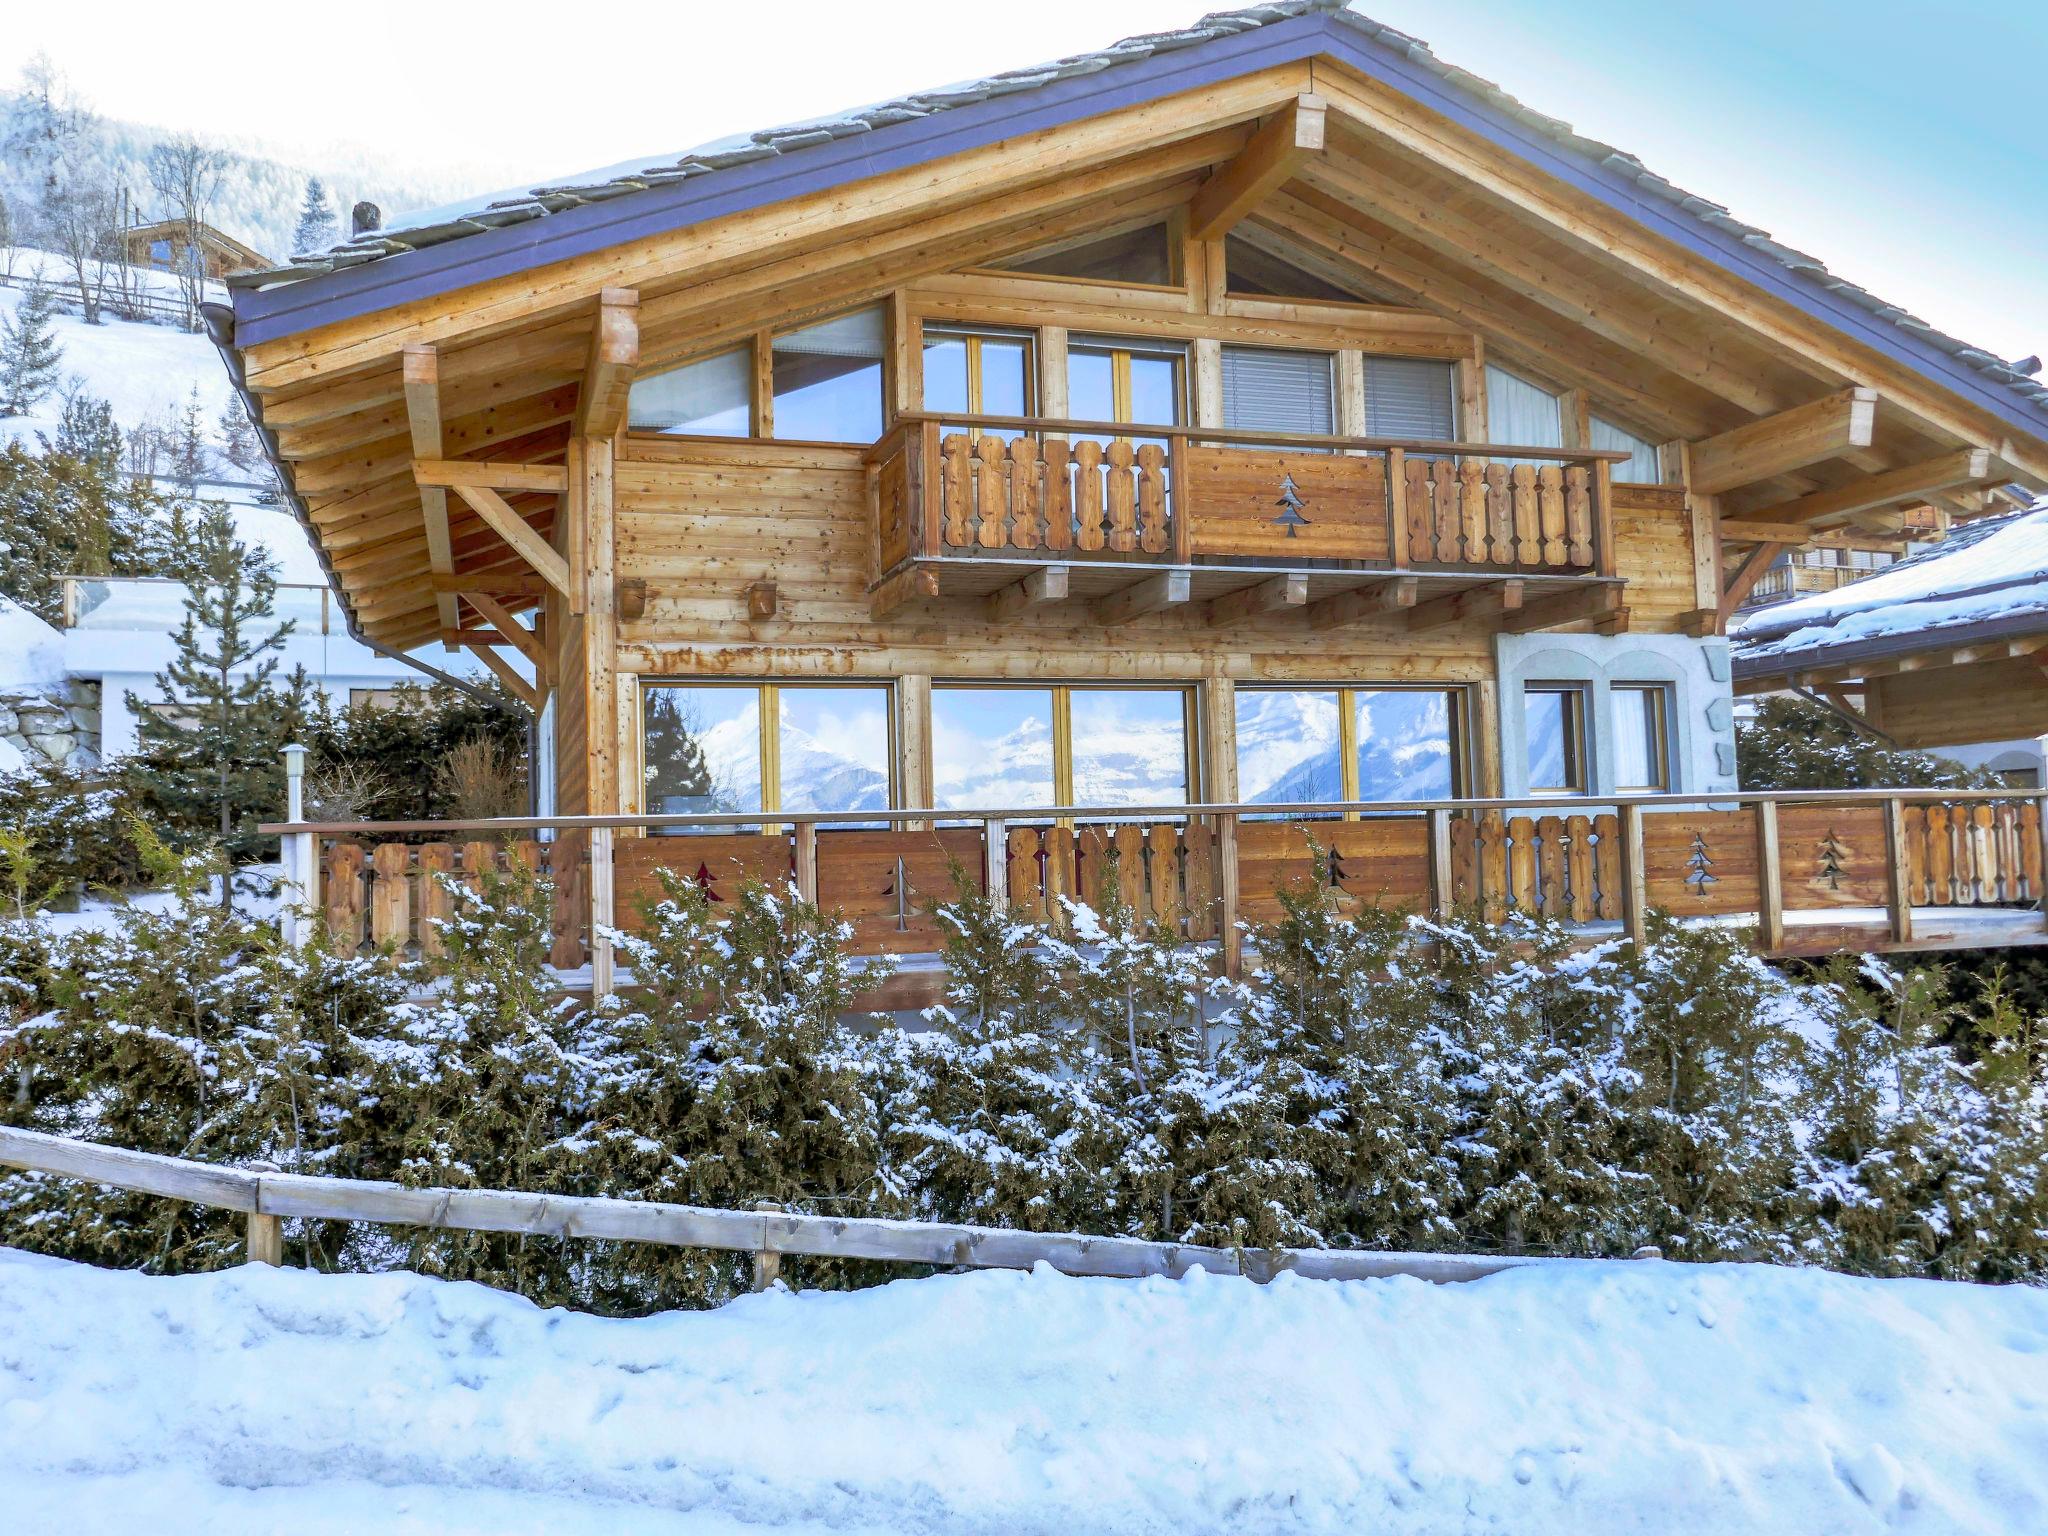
225, 0, 2048, 423
1732, 499, 2048, 678
0, 596, 65, 692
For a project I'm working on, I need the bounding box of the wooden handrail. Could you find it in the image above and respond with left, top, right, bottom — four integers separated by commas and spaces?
0, 1124, 1569, 1286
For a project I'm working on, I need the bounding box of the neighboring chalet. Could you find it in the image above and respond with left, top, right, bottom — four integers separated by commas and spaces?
212, 1, 2048, 984
125, 219, 270, 282
1735, 499, 2048, 778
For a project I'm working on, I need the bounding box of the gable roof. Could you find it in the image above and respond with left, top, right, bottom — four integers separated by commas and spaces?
222, 0, 2048, 441
127, 219, 271, 271
1732, 499, 2048, 680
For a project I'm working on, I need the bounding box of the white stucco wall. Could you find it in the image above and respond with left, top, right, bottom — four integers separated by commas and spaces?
1494, 633, 1737, 799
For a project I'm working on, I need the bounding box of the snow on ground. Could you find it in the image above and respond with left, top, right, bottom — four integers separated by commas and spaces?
30, 864, 282, 935
2, 1248, 2044, 1535
0, 595, 64, 690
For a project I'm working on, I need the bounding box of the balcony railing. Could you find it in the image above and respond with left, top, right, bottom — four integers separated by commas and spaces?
266, 788, 2048, 993
866, 413, 1629, 594
59, 575, 337, 634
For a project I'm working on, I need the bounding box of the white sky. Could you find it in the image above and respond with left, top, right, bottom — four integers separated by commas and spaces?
4, 0, 2042, 364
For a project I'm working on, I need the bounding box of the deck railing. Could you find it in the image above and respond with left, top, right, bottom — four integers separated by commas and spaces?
263, 788, 2048, 992
867, 412, 1628, 580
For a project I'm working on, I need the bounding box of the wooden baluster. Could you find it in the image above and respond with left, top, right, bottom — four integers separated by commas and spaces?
1217, 813, 1241, 978
1458, 460, 1487, 563
1105, 441, 1138, 552
369, 844, 410, 953
1136, 443, 1168, 555
1537, 464, 1566, 566
1042, 438, 1074, 553
1183, 820, 1216, 940
1902, 806, 1928, 906
975, 434, 1009, 548
1385, 448, 1409, 569
1074, 440, 1106, 551
1884, 799, 1915, 944
1754, 802, 1784, 953
1535, 815, 1566, 917
548, 830, 588, 968
1510, 464, 1540, 566
1478, 811, 1508, 919
1146, 822, 1183, 932
940, 433, 972, 547
1113, 823, 1146, 916
460, 839, 495, 902
509, 838, 542, 877
1449, 813, 1478, 906
1405, 455, 1432, 568
2022, 799, 2045, 904
1506, 816, 1537, 913
1970, 804, 1997, 905
1927, 806, 1955, 905
1996, 801, 2020, 903
1564, 465, 1594, 566
1430, 459, 1459, 561
1485, 463, 1514, 565
1046, 825, 1077, 932
1565, 813, 1595, 923
417, 842, 454, 959
324, 842, 365, 959
1427, 808, 1455, 916
794, 821, 819, 903
1592, 813, 1622, 921
1007, 437, 1042, 552
1007, 825, 1045, 922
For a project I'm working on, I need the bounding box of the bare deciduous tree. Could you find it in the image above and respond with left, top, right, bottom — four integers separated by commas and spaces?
145, 134, 229, 328
38, 173, 119, 324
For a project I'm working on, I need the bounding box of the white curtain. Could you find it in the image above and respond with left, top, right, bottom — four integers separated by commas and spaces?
1591, 415, 1663, 482
1484, 365, 1563, 451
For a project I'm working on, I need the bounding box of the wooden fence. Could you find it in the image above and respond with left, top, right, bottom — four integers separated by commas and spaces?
266, 788, 2048, 993
0, 1125, 1568, 1287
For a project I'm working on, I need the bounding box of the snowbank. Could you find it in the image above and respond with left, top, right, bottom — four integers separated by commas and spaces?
0, 596, 63, 690
2, 1248, 2044, 1534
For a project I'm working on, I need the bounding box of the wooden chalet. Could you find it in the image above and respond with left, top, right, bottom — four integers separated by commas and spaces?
217, 1, 2048, 990
125, 218, 270, 281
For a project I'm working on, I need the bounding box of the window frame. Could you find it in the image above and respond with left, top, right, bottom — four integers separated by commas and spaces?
1522, 684, 1588, 797
768, 304, 890, 445
931, 680, 1199, 818
1234, 683, 1468, 814
1611, 683, 1671, 794
638, 678, 897, 817
1067, 336, 1187, 438
625, 341, 755, 438
1219, 343, 1337, 439
920, 324, 1037, 418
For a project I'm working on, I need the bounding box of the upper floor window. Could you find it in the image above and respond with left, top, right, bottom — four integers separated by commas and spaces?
1069, 339, 1184, 436
922, 327, 1033, 419
1592, 415, 1662, 482
1365, 357, 1455, 441
772, 306, 886, 443
1221, 346, 1333, 437
1486, 365, 1563, 453
627, 345, 751, 437
994, 222, 1175, 286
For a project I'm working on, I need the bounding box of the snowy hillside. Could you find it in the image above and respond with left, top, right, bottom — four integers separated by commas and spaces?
3, 1248, 2045, 1534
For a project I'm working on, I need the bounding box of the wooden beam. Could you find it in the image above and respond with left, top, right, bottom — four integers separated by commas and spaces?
462, 589, 550, 678
431, 570, 549, 597
985, 563, 1069, 622
1406, 578, 1523, 632
414, 460, 571, 494
1501, 583, 1624, 633
1688, 388, 1878, 495
1717, 519, 1818, 545
1187, 94, 1325, 242
1095, 568, 1192, 626
870, 564, 939, 621
1739, 449, 1996, 528
401, 345, 458, 639
1305, 574, 1418, 631
572, 287, 639, 439
449, 483, 573, 598
1205, 572, 1306, 627
1717, 540, 1788, 626
464, 641, 543, 711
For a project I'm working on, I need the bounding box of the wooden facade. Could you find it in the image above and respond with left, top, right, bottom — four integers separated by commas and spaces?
220, 6, 2048, 978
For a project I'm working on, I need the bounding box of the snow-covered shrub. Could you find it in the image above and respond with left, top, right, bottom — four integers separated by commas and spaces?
0, 757, 151, 891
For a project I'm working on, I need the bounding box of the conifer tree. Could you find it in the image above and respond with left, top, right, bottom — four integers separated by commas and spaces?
291, 177, 338, 255
215, 396, 260, 472
37, 385, 120, 471
642, 687, 715, 812
170, 383, 210, 490
124, 504, 300, 881
0, 278, 63, 417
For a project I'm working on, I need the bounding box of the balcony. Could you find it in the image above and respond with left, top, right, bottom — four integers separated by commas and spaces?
866, 414, 1629, 630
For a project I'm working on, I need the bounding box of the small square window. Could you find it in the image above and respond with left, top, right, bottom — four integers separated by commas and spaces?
1612, 685, 1670, 792
1524, 686, 1586, 795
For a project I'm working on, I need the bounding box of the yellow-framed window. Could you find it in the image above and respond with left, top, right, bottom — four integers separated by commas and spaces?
640, 680, 896, 818
1233, 685, 1466, 811
929, 681, 1197, 816
1068, 337, 1185, 438
921, 326, 1035, 418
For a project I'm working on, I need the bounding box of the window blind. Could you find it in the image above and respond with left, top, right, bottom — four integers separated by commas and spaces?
1221, 346, 1333, 435
1365, 357, 1455, 440
627, 346, 751, 435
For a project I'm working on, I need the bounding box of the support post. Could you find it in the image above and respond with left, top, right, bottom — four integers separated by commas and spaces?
1217, 812, 1242, 978
752, 1201, 783, 1292
1753, 800, 1784, 953
279, 744, 309, 950
589, 825, 616, 997
983, 818, 1008, 910
245, 1211, 283, 1266
1883, 797, 1915, 947
1618, 803, 1648, 949
1428, 807, 1454, 916
793, 820, 818, 904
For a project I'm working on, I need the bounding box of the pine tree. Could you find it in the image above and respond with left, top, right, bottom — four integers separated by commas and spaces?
0, 279, 64, 417
170, 383, 210, 490
215, 397, 260, 472
0, 438, 174, 620
37, 386, 120, 471
642, 687, 716, 812
124, 504, 299, 884
291, 177, 339, 255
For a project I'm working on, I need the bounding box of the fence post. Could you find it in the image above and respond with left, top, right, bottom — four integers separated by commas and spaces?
1427, 806, 1453, 916
246, 1158, 282, 1265
279, 744, 310, 951
1883, 797, 1915, 948
793, 819, 819, 904
589, 825, 616, 998
983, 817, 1008, 909
1217, 812, 1242, 978
1753, 799, 1784, 953
752, 1201, 783, 1292
1618, 802, 1647, 948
